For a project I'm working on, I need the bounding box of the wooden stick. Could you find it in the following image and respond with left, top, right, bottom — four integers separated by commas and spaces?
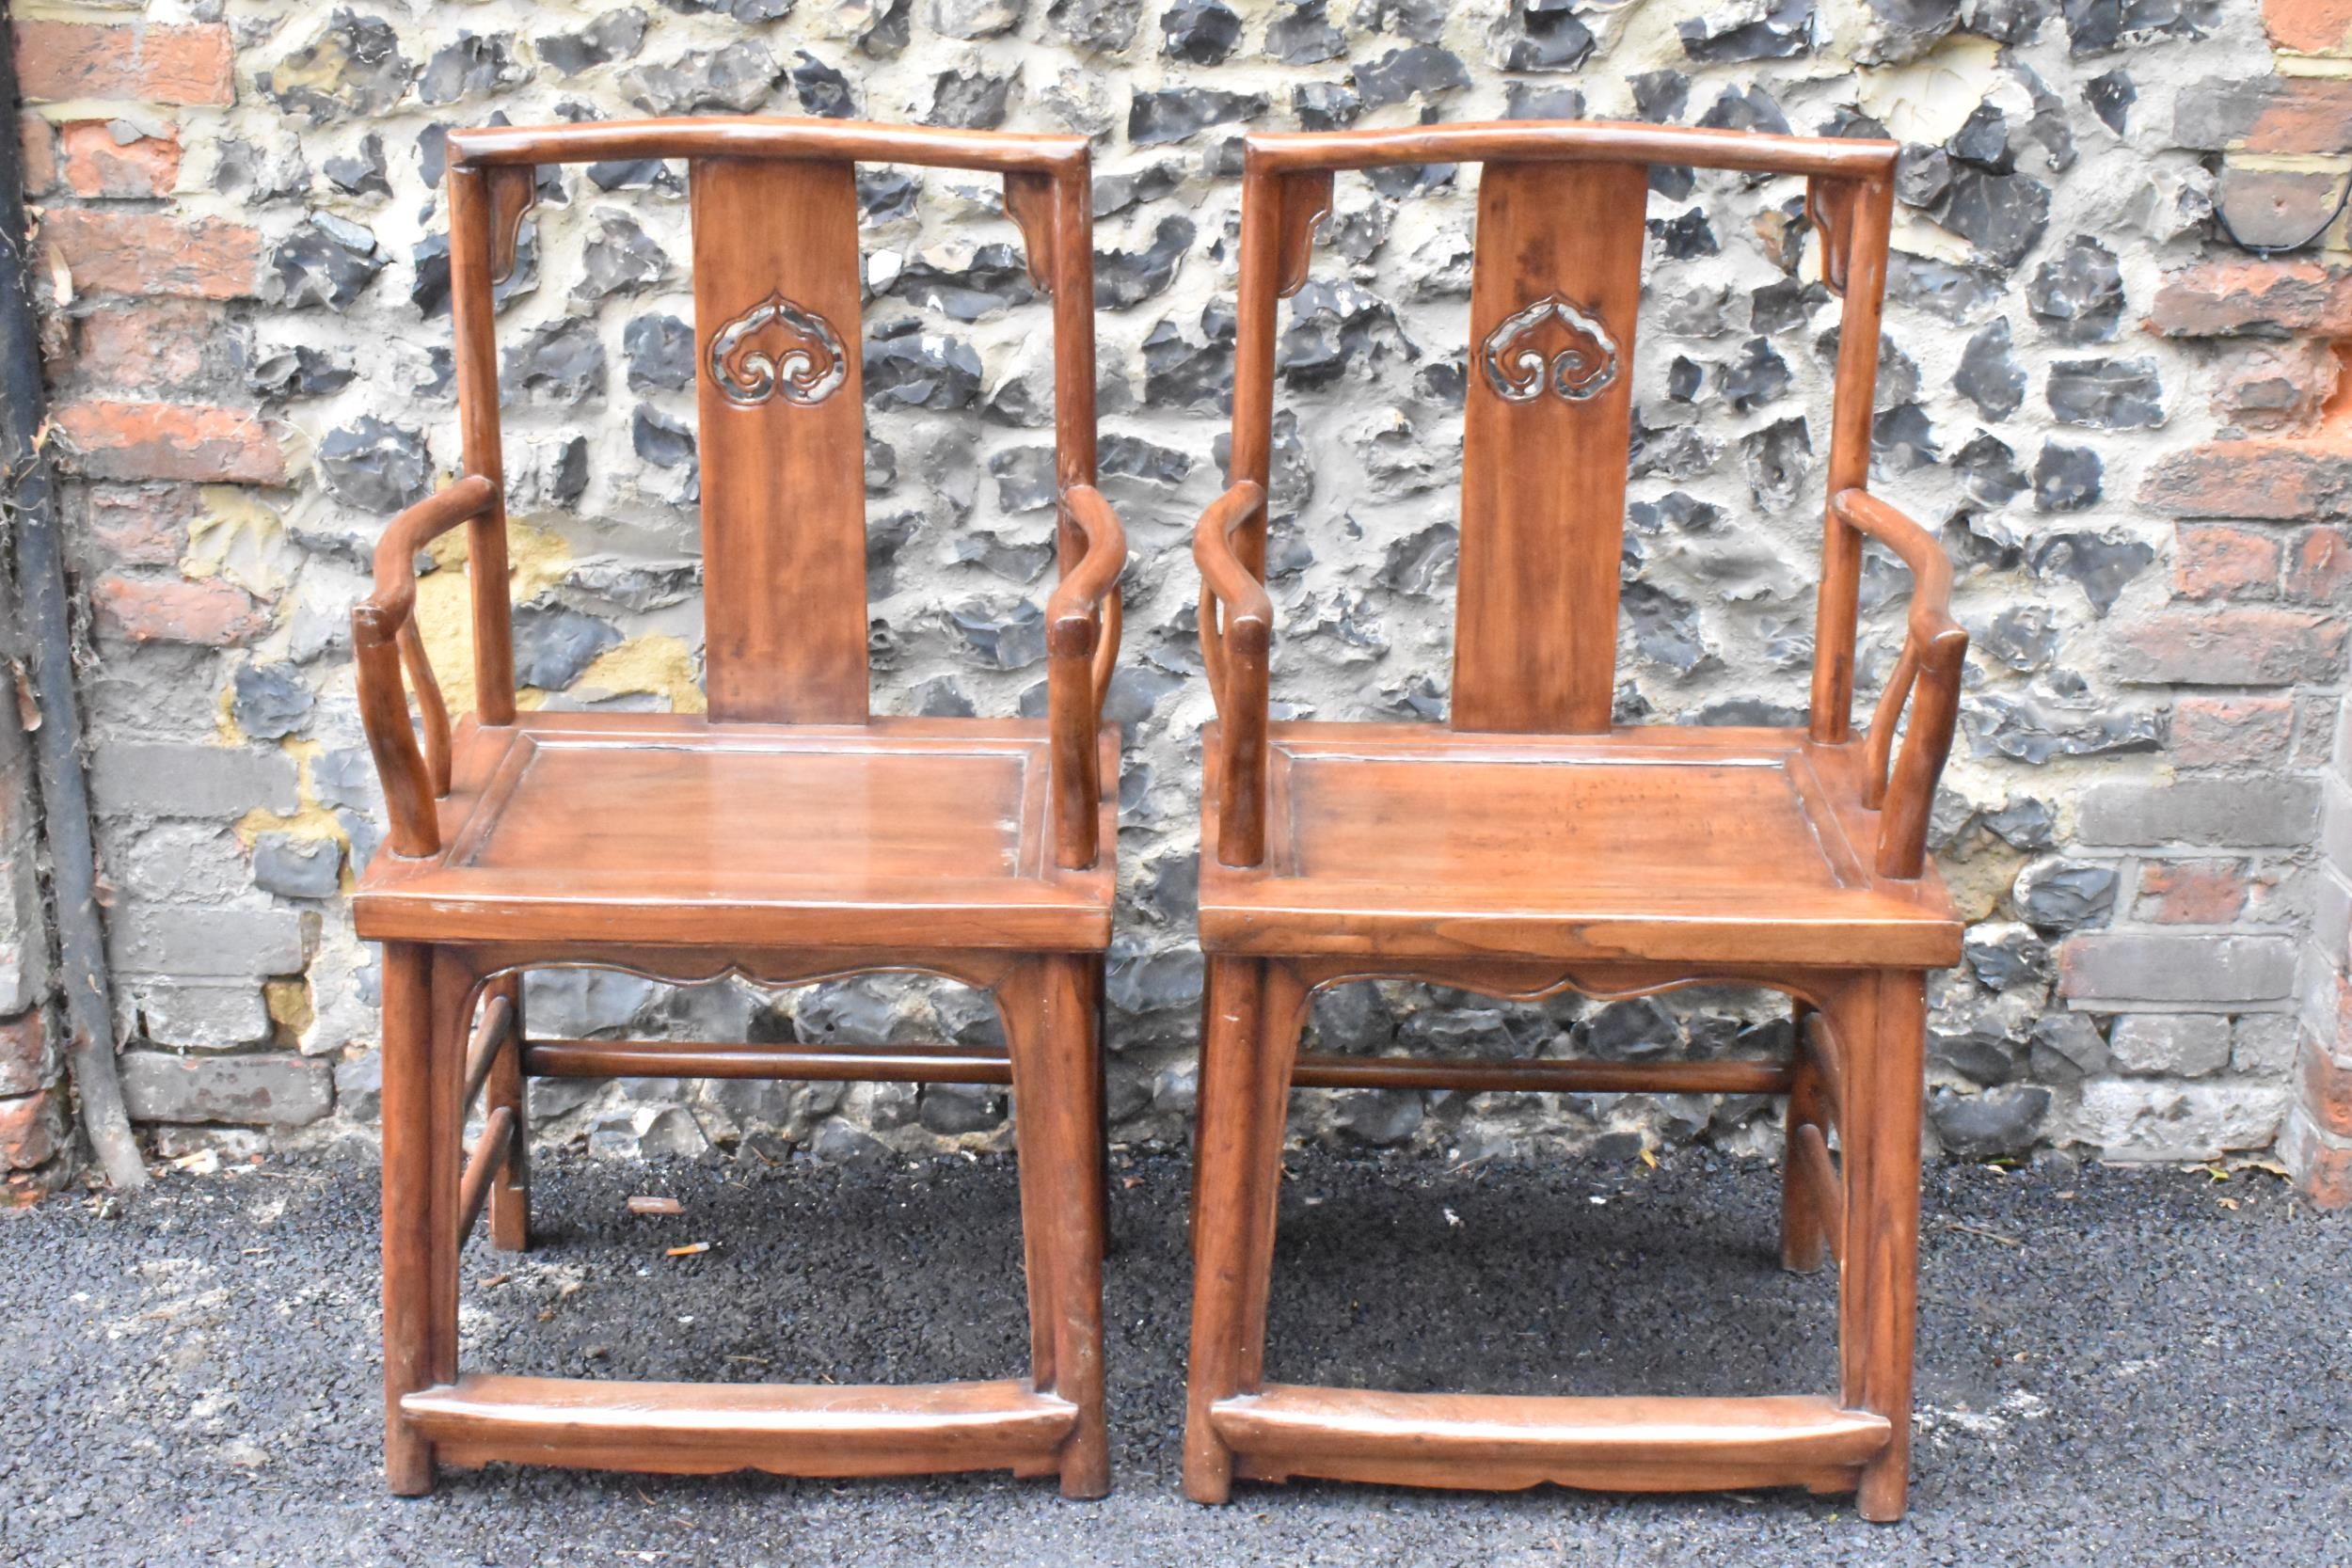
1291, 1053, 1789, 1096
1789, 1122, 1844, 1264
457, 1105, 516, 1247
1800, 1010, 1847, 1129
460, 993, 515, 1112
524, 1038, 1015, 1085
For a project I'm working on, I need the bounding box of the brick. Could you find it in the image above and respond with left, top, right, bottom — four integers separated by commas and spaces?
2268, 0, 2352, 55
2286, 527, 2352, 604
2303, 1037, 2352, 1136
132, 980, 272, 1051
2173, 524, 2280, 600
0, 1012, 50, 1097
2148, 261, 2352, 338
2327, 775, 2352, 871
89, 574, 269, 645
56, 119, 181, 198
2108, 1013, 2234, 1076
0, 1089, 61, 1169
73, 299, 228, 397
2079, 778, 2318, 847
2280, 1103, 2352, 1206
2058, 932, 2298, 1007
107, 904, 306, 980
2170, 696, 2296, 769
80, 483, 198, 565
119, 1050, 331, 1126
2215, 165, 2348, 254
2140, 439, 2352, 520
2136, 860, 2252, 925
2235, 1013, 2302, 1075
89, 741, 298, 817
13, 21, 233, 106
2111, 607, 2348, 687
2071, 1079, 2289, 1161
2213, 341, 2339, 433
19, 114, 54, 195
54, 401, 284, 483
2177, 77, 2352, 154
38, 209, 262, 300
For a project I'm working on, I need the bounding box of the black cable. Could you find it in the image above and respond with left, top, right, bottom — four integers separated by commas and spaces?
2211, 163, 2352, 259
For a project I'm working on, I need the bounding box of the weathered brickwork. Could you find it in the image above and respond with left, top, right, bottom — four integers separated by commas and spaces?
12, 0, 2351, 1189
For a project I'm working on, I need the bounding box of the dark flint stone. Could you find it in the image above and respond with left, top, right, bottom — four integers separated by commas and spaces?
1623, 582, 1708, 673
1968, 689, 2159, 764
2027, 531, 2154, 615
1932, 166, 2051, 268
233, 665, 313, 740
318, 417, 432, 512
1896, 144, 1951, 208
247, 346, 357, 400
1873, 404, 1940, 470
1931, 1085, 2050, 1157
261, 11, 415, 123
502, 318, 608, 405
1093, 163, 1181, 217
620, 40, 782, 115
1044, 0, 1145, 52
1096, 216, 1195, 309
1268, 0, 1345, 63
1379, 524, 1457, 597
2085, 68, 2134, 134
1650, 208, 1718, 259
946, 597, 1047, 670
1129, 87, 1267, 146
2015, 857, 2118, 929
1983, 604, 2058, 671
1140, 316, 1232, 409
1630, 70, 1688, 122
1162, 0, 1244, 62
538, 9, 649, 76
2027, 236, 2125, 344
420, 33, 525, 105
898, 242, 1035, 322
792, 51, 856, 118
1354, 44, 1470, 107
865, 323, 983, 410
323, 134, 389, 197
930, 66, 1016, 129
2046, 358, 2163, 429
574, 211, 671, 302
1956, 317, 2027, 420
859, 168, 921, 223
1504, 83, 1583, 119
1495, 0, 1597, 71
1947, 102, 2013, 170
630, 405, 695, 469
1101, 433, 1193, 486
1886, 251, 2005, 322
1750, 278, 1829, 335
624, 314, 693, 393
273, 214, 386, 312
512, 603, 623, 689
1294, 82, 1361, 131
1740, 417, 1812, 511
1720, 338, 1790, 412
1680, 0, 1815, 60
1695, 84, 1792, 135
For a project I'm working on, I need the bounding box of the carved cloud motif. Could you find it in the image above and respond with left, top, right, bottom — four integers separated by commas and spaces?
1480, 293, 1620, 404
707, 290, 849, 407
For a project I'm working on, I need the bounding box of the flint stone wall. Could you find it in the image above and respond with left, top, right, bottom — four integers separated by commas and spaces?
11, 0, 2351, 1185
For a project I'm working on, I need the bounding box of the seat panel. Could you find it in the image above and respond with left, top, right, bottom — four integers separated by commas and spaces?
354, 713, 1115, 951
458, 740, 1027, 885
1199, 722, 1961, 967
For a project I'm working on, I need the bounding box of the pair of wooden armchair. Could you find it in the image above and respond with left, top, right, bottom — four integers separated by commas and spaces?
351, 117, 1963, 1522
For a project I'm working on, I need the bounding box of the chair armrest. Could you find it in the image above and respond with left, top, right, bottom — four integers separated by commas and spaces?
1043, 483, 1127, 872
351, 476, 498, 858
1830, 488, 1969, 880
1193, 482, 1273, 868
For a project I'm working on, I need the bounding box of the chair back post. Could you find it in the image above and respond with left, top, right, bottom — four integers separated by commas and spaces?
1033, 154, 1111, 872
1208, 154, 1311, 868
1804, 169, 1898, 747
445, 164, 519, 726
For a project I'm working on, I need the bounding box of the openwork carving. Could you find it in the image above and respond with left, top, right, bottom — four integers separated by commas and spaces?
706, 291, 849, 407
1481, 293, 1619, 404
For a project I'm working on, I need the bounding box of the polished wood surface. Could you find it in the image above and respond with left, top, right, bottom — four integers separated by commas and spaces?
1184, 121, 1956, 1521
358, 118, 1120, 1500
1212, 1387, 1890, 1494
353, 714, 1116, 952
692, 155, 869, 724
1199, 722, 1959, 967
403, 1375, 1076, 1479
1453, 159, 1646, 734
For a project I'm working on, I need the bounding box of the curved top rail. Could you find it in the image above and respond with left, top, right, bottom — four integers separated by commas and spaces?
447, 117, 1089, 174
1244, 120, 1899, 179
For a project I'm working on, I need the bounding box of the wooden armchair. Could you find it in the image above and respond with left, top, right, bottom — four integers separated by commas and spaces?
349, 119, 1122, 1498
1184, 123, 1966, 1521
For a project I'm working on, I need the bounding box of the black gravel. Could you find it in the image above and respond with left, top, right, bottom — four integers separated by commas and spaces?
2, 1147, 2345, 1565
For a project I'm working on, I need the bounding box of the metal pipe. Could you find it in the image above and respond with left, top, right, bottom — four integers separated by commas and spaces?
0, 25, 143, 1189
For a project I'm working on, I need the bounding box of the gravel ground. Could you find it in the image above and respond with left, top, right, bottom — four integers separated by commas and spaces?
1, 1144, 2345, 1566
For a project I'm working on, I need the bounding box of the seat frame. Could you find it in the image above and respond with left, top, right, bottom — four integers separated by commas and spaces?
350, 118, 1124, 1499
1185, 122, 1966, 1522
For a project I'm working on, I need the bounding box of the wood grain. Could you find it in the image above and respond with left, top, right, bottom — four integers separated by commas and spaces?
404, 1374, 1077, 1478
1453, 159, 1648, 734
357, 119, 1117, 1500
691, 155, 869, 724
1184, 121, 1948, 1522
